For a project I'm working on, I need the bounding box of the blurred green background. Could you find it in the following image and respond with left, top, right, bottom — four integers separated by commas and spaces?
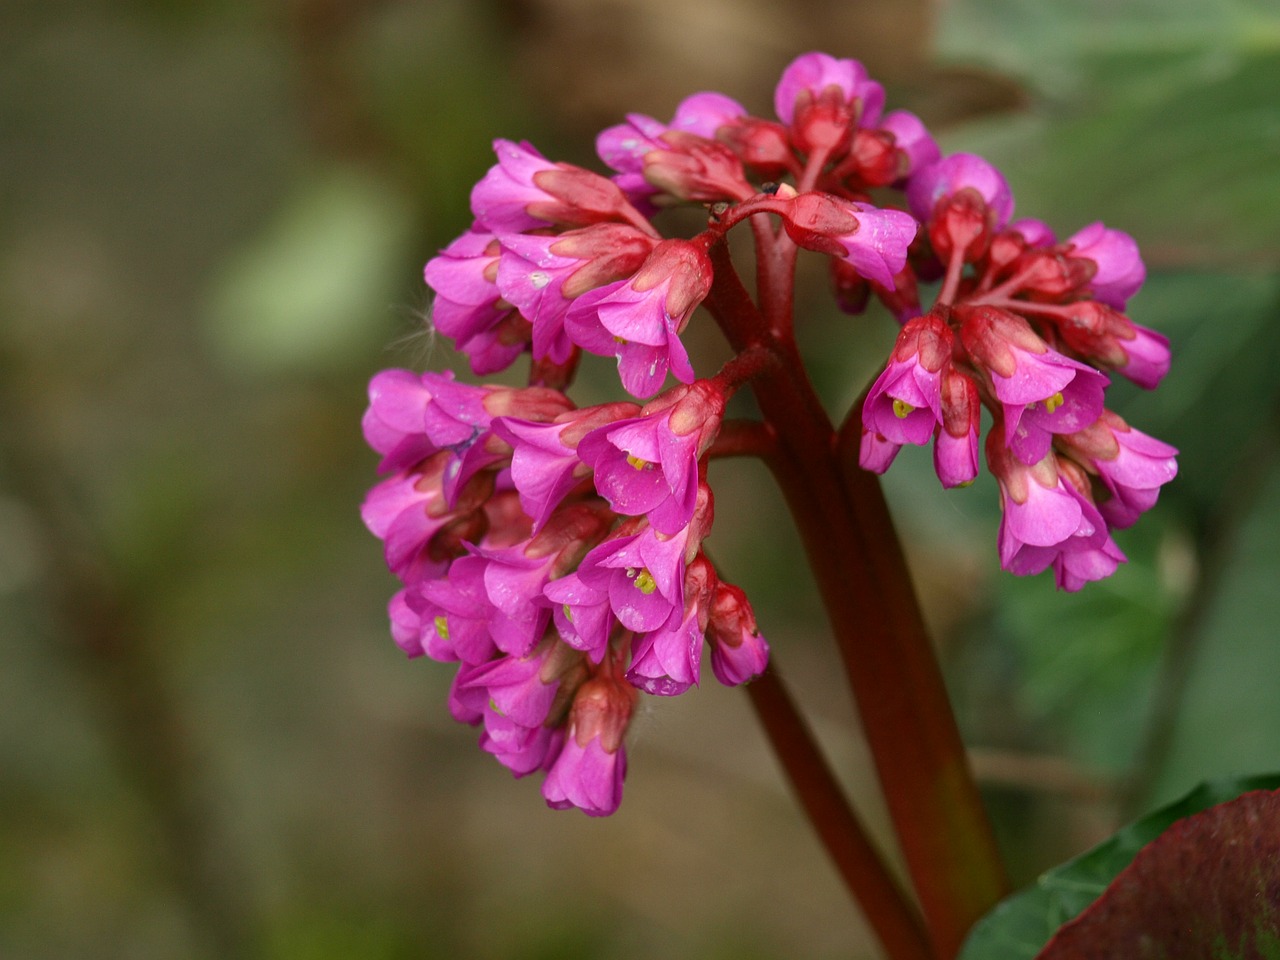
1, 1, 1278, 958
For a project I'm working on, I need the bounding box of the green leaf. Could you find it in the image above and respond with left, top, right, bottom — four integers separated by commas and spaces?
958, 773, 1280, 960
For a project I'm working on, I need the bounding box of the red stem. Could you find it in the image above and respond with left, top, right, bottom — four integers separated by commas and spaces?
704, 239, 1007, 958
747, 667, 934, 960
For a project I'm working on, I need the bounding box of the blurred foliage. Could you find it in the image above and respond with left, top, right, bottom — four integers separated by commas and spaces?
1, 0, 1278, 958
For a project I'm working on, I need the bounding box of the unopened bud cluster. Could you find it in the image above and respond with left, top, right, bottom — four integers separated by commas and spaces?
362, 51, 1176, 815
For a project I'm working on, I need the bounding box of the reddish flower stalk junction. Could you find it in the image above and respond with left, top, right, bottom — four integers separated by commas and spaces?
362, 51, 1177, 958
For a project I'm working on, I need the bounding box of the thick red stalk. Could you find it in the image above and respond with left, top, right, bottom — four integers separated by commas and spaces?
704, 239, 1008, 958
746, 667, 934, 960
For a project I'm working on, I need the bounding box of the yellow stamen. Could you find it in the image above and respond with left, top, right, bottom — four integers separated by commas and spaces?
892, 398, 915, 419
1043, 391, 1065, 414
562, 604, 574, 623
489, 698, 504, 716
633, 568, 658, 595
433, 615, 449, 641
625, 453, 651, 470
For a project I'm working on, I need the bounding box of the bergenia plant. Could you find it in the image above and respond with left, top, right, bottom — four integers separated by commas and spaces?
360, 51, 1209, 960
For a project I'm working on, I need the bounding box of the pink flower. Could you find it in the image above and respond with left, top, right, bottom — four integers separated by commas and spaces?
773, 193, 917, 289
862, 313, 952, 446
480, 713, 563, 778
933, 367, 981, 489
907, 153, 1014, 229
878, 110, 940, 180
989, 431, 1126, 591
360, 465, 453, 583
1066, 221, 1146, 308
705, 580, 769, 687
495, 224, 657, 366
960, 306, 1108, 465
541, 669, 636, 816
417, 555, 502, 663
471, 140, 639, 233
625, 554, 716, 695
859, 427, 902, 474
492, 402, 640, 531
541, 732, 626, 816
564, 239, 710, 398
774, 52, 885, 136
1117, 323, 1171, 389
1059, 412, 1178, 529
573, 523, 693, 635
544, 571, 615, 663
424, 228, 528, 375
597, 92, 748, 203
577, 383, 723, 534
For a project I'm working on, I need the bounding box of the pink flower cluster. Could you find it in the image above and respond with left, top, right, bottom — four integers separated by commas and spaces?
858, 151, 1177, 590
363, 51, 1178, 814
362, 370, 768, 815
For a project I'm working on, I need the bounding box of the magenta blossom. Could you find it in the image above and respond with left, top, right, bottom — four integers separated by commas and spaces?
1059, 412, 1179, 529
862, 313, 952, 446
625, 554, 716, 695
933, 367, 981, 489
774, 51, 885, 142
496, 224, 657, 366
424, 228, 528, 376
859, 427, 903, 475
960, 306, 1109, 465
879, 110, 940, 181
564, 239, 710, 398
769, 192, 917, 290
1117, 323, 1171, 389
541, 669, 635, 816
576, 383, 723, 535
492, 402, 640, 531
1066, 221, 1146, 308
597, 92, 748, 202
907, 153, 1015, 229
989, 430, 1125, 591
471, 139, 639, 234
705, 580, 769, 687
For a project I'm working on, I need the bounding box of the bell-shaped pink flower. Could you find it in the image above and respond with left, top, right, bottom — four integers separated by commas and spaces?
907, 153, 1015, 230
471, 139, 639, 233
772, 193, 916, 289
859, 427, 903, 474
564, 239, 710, 398
960, 306, 1108, 465
1066, 221, 1146, 308
493, 402, 640, 531
989, 430, 1125, 591
544, 571, 615, 663
1058, 412, 1178, 529
481, 713, 564, 778
496, 224, 657, 366
1117, 323, 1171, 389
598, 92, 748, 204
625, 554, 716, 695
774, 52, 885, 153
933, 367, 981, 488
577, 383, 723, 535
706, 580, 769, 687
424, 228, 528, 375
541, 667, 636, 816
878, 109, 940, 181
360, 465, 454, 583
862, 312, 952, 446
